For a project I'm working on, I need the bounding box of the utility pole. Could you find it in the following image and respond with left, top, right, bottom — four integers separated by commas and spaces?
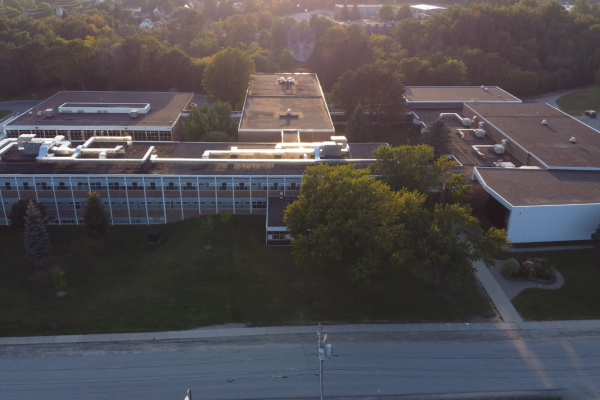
317, 323, 332, 400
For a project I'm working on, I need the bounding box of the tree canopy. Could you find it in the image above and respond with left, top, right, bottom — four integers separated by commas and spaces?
24, 201, 51, 263
421, 119, 451, 159
182, 101, 233, 141
203, 47, 256, 109
83, 192, 109, 241
284, 163, 508, 288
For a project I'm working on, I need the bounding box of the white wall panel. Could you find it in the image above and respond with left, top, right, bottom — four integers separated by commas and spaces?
507, 204, 600, 243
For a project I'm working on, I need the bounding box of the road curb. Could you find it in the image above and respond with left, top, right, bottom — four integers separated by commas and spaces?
2, 320, 600, 346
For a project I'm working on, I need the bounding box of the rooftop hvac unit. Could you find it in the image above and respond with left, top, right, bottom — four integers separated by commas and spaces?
44, 109, 54, 118
542, 119, 547, 125
478, 122, 485, 129
571, 137, 576, 143
493, 144, 505, 154
474, 129, 486, 138
461, 118, 471, 127
130, 109, 139, 118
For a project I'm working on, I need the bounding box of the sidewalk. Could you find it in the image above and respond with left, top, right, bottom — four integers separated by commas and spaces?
473, 261, 523, 323
3, 318, 600, 346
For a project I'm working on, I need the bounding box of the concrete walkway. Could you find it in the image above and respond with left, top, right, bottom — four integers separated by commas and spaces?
473, 261, 523, 323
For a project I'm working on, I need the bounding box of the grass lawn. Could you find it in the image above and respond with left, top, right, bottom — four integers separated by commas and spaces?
555, 86, 600, 116
0, 216, 493, 337
0, 110, 12, 120
512, 250, 600, 320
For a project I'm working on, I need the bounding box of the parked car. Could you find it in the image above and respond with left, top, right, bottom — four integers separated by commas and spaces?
585, 110, 597, 118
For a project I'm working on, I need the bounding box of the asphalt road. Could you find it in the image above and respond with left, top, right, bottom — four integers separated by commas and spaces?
1, 329, 599, 400
527, 89, 600, 131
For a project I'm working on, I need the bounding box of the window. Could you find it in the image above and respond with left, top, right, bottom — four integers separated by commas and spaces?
108, 182, 121, 190
236, 182, 247, 191
184, 182, 194, 191
220, 182, 227, 191
4, 182, 12, 190
268, 231, 291, 240
149, 182, 157, 190
290, 182, 297, 190
167, 182, 176, 191
57, 182, 67, 190
252, 201, 267, 209
131, 182, 139, 191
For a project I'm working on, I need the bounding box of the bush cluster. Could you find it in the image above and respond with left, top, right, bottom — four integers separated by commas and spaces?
501, 257, 556, 281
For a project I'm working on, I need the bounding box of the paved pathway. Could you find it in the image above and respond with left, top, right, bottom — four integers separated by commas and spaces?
528, 87, 600, 131
473, 261, 523, 323
489, 260, 565, 300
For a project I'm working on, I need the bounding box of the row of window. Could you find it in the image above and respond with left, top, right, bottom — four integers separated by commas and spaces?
6, 130, 173, 142
2, 200, 268, 211
2, 181, 301, 191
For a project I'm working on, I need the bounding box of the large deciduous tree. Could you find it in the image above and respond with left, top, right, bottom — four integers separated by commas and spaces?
378, 5, 395, 21
24, 201, 51, 264
331, 60, 405, 124
83, 192, 109, 241
345, 103, 370, 142
394, 204, 508, 289
370, 144, 454, 193
284, 164, 411, 282
183, 101, 233, 141
202, 48, 256, 110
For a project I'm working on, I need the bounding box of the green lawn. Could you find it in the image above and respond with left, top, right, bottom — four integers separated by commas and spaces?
555, 86, 600, 116
512, 250, 600, 320
0, 110, 12, 120
0, 216, 493, 337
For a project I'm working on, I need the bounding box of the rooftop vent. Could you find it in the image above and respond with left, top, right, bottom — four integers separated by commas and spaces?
286, 109, 292, 115
130, 109, 139, 118
542, 119, 547, 125
483, 87, 488, 92
44, 109, 54, 118
571, 137, 576, 144
99, 151, 107, 159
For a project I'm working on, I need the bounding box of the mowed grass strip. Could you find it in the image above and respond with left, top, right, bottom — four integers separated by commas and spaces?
513, 250, 600, 320
556, 86, 600, 116
0, 216, 493, 336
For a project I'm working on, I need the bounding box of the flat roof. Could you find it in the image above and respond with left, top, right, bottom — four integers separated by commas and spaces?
7, 91, 194, 128
267, 197, 296, 227
468, 103, 600, 169
409, 4, 446, 10
404, 86, 521, 104
240, 74, 333, 131
0, 142, 384, 176
476, 168, 600, 206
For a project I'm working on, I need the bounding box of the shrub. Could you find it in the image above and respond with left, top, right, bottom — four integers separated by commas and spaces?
532, 258, 555, 281
502, 258, 521, 278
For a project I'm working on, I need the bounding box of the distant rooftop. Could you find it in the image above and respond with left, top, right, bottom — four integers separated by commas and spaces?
404, 86, 521, 105
239, 74, 334, 132
7, 91, 194, 128
476, 168, 600, 207
467, 103, 600, 169
409, 4, 446, 10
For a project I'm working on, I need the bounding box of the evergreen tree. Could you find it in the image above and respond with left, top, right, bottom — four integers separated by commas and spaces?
83, 192, 109, 241
346, 103, 370, 142
24, 201, 51, 264
338, 4, 350, 20
421, 119, 451, 159
350, 5, 361, 20
9, 199, 46, 228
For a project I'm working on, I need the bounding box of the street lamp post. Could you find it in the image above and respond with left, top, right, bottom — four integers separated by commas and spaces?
317, 323, 332, 400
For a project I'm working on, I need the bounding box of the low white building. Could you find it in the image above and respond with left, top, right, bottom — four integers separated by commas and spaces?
409, 4, 446, 20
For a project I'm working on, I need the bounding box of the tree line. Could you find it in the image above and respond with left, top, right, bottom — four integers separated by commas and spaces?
0, 0, 599, 106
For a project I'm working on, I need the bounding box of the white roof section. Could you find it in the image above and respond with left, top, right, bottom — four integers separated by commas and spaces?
409, 4, 446, 10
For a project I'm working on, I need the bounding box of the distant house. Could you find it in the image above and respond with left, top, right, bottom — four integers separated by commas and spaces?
139, 19, 153, 30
